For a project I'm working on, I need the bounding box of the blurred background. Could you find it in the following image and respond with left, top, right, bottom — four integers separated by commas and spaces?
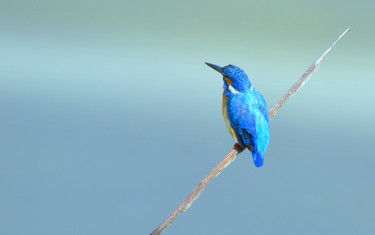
1, 0, 374, 234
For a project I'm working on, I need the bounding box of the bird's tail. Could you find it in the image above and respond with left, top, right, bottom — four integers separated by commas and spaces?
251, 150, 264, 168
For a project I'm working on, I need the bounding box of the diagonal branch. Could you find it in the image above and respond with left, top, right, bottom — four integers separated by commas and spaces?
150, 26, 352, 235
268, 26, 352, 119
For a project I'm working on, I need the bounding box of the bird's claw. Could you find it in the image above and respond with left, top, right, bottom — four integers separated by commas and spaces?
234, 143, 245, 151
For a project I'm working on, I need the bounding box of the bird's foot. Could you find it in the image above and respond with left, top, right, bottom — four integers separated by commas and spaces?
234, 143, 245, 151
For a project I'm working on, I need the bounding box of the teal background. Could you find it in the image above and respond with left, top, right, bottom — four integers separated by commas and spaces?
1, 0, 374, 234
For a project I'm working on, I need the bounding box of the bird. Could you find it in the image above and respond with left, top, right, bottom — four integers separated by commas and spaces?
206, 62, 270, 167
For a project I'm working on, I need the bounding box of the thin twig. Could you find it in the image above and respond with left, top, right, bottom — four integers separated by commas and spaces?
150, 26, 352, 235
268, 26, 352, 119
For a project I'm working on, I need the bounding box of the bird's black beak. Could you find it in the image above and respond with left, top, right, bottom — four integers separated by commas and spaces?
205, 62, 224, 75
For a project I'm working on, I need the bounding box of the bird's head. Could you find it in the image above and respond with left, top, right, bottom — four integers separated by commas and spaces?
206, 62, 252, 93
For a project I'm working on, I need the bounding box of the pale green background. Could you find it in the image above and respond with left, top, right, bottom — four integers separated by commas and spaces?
1, 0, 374, 234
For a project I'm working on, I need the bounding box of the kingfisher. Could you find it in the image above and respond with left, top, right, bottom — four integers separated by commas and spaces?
206, 63, 270, 167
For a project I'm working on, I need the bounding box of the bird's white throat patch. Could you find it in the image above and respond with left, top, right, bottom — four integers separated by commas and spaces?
228, 85, 240, 94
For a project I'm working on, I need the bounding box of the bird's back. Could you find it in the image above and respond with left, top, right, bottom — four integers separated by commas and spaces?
223, 88, 270, 167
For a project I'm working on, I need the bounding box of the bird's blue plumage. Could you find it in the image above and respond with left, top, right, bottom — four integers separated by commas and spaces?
206, 63, 270, 167
226, 88, 270, 167
222, 65, 252, 92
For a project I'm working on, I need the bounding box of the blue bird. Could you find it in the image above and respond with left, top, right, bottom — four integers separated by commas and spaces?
206, 63, 270, 167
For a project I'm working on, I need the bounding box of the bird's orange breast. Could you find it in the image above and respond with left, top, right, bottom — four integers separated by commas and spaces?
222, 91, 238, 143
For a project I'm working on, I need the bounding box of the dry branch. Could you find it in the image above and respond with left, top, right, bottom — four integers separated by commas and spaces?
150, 26, 352, 235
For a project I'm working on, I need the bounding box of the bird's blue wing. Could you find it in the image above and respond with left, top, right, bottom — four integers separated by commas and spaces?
227, 89, 270, 167
227, 93, 256, 148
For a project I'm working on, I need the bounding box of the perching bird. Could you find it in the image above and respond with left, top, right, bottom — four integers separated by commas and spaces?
206, 63, 270, 167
